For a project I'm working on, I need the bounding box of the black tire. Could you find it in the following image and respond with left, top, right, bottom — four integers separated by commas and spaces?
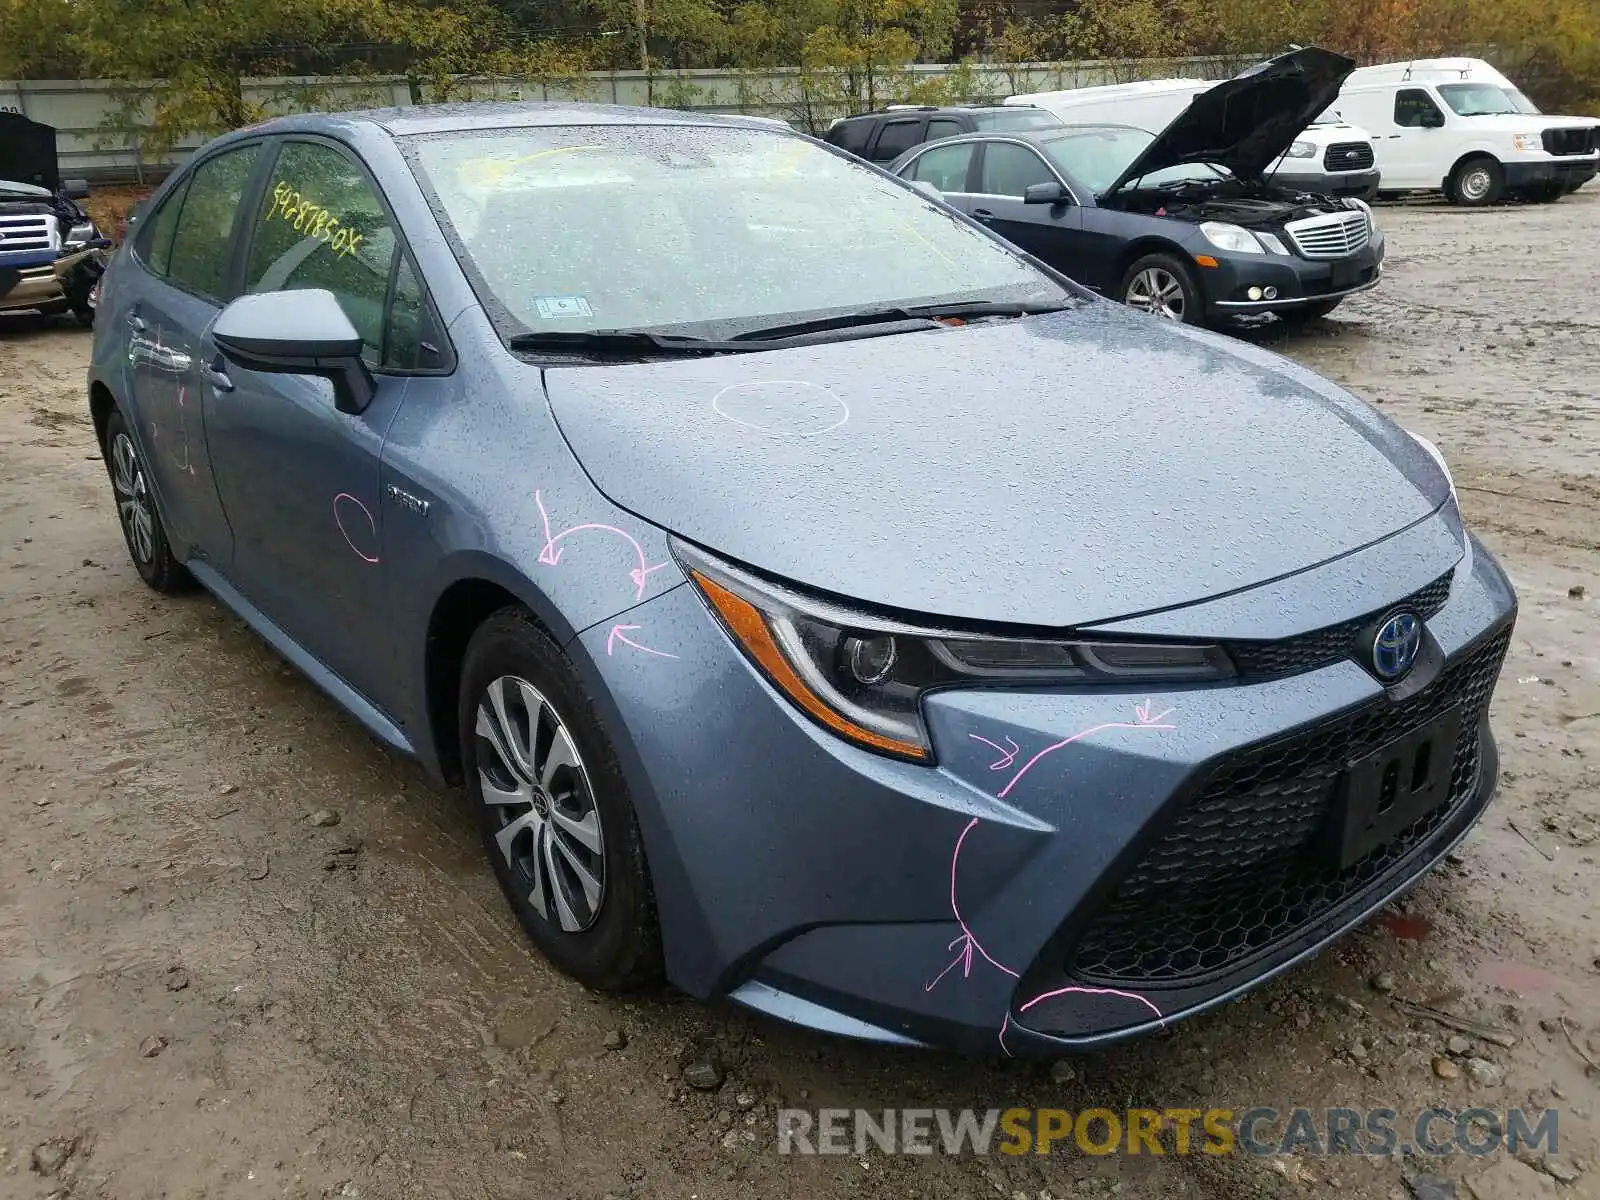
1278, 298, 1343, 322
102, 407, 192, 592
1448, 156, 1504, 206
73, 305, 95, 329
458, 608, 662, 992
1116, 252, 1204, 325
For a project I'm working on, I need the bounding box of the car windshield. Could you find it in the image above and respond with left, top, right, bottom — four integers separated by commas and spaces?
975, 110, 1063, 131
406, 124, 1069, 338
1436, 83, 1520, 116
1505, 87, 1542, 114
1038, 127, 1225, 193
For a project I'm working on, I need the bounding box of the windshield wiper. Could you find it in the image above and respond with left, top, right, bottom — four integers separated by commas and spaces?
507, 329, 743, 357
729, 299, 1073, 342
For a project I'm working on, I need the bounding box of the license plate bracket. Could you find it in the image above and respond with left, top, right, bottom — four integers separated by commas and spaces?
1323, 707, 1463, 870
1329, 261, 1359, 289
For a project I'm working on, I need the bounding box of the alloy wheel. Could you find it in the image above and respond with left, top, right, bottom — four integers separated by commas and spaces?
110, 432, 155, 564
475, 675, 607, 933
1125, 267, 1187, 320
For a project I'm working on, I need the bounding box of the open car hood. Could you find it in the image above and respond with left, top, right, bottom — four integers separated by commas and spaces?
1105, 47, 1357, 194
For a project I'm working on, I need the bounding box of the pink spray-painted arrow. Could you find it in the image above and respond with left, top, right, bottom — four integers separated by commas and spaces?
606, 624, 678, 659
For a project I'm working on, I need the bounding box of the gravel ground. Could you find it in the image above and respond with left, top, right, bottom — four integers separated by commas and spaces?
2, 191, 1598, 1200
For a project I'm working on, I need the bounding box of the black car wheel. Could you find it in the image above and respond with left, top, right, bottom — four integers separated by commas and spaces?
1118, 253, 1202, 324
458, 607, 662, 992
102, 408, 191, 592
1448, 156, 1504, 206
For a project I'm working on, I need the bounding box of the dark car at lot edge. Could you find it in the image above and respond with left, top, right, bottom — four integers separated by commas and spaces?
823, 104, 1063, 166
1, 111, 112, 326
86, 98, 1514, 1056
891, 48, 1385, 326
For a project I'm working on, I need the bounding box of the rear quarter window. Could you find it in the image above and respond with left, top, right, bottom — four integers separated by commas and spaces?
827, 118, 875, 154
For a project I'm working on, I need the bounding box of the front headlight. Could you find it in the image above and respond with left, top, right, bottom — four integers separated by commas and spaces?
1345, 196, 1375, 232
63, 222, 97, 248
1198, 222, 1264, 254
1284, 139, 1318, 159
677, 542, 1234, 762
1511, 133, 1541, 152
1254, 231, 1291, 255
1406, 430, 1457, 503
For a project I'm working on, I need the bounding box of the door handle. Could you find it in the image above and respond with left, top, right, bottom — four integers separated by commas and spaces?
202, 360, 234, 392
127, 313, 147, 335
973, 208, 996, 221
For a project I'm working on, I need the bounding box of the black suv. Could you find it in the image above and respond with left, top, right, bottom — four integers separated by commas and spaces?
822, 105, 1061, 165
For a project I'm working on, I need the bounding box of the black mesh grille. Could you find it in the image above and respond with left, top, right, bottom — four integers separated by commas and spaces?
1226, 570, 1453, 680
1324, 141, 1376, 170
1542, 126, 1598, 156
1068, 625, 1510, 985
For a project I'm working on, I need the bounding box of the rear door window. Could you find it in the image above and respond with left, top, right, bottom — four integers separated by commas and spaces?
905, 142, 976, 192
135, 176, 190, 278
870, 119, 924, 162
164, 144, 261, 301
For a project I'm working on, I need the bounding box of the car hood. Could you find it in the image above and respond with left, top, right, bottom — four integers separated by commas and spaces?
542, 304, 1450, 629
0, 179, 52, 199
1106, 46, 1357, 193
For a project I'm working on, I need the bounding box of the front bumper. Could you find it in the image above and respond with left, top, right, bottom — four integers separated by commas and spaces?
570, 518, 1516, 1056
1267, 166, 1382, 199
0, 245, 107, 314
1204, 227, 1385, 313
1503, 156, 1599, 191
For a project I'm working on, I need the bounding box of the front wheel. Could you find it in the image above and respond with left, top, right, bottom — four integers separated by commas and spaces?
1448, 156, 1504, 206
1117, 253, 1203, 324
458, 608, 662, 992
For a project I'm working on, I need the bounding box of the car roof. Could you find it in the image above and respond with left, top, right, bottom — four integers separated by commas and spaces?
847, 104, 1044, 119
903, 122, 1148, 148
224, 102, 793, 140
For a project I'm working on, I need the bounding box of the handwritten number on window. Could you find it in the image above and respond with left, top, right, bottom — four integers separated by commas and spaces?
269, 181, 365, 260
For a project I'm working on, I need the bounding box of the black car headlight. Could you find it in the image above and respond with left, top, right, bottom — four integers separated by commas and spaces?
675, 541, 1233, 762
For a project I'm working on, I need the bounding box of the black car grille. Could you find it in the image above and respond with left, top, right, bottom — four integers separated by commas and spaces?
1225, 570, 1453, 680
1324, 141, 1376, 171
1067, 624, 1510, 986
1542, 126, 1598, 156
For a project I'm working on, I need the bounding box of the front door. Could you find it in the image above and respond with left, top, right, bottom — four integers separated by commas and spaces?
122, 142, 263, 564
202, 136, 427, 713
971, 142, 1089, 277
1384, 88, 1450, 188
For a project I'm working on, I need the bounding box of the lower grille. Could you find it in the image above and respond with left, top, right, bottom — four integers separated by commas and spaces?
1542, 126, 1597, 156
1227, 570, 1453, 680
1285, 210, 1370, 259
1068, 625, 1511, 986
1324, 141, 1375, 171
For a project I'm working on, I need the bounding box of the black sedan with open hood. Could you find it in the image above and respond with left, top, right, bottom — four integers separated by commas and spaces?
889, 47, 1383, 327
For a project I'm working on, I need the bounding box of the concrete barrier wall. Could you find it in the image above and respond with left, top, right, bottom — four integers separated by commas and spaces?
0, 55, 1255, 183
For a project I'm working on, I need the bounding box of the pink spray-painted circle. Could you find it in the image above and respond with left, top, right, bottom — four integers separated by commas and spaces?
333, 492, 380, 564
711, 380, 849, 437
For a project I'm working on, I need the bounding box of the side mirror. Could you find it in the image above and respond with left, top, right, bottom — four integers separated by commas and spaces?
63, 178, 91, 200
213, 289, 375, 415
1023, 180, 1071, 204
908, 179, 943, 200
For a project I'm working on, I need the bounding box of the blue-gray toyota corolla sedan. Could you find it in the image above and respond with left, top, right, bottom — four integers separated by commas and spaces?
88, 103, 1516, 1057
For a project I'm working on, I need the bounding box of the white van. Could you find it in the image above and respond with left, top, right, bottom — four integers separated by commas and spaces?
1337, 60, 1598, 203
1006, 78, 1381, 198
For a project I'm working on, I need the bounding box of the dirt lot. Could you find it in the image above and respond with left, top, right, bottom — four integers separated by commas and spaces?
2, 192, 1598, 1200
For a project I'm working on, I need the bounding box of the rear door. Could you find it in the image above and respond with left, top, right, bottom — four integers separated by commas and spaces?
970, 141, 1086, 268
122, 140, 264, 567
201, 135, 451, 711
